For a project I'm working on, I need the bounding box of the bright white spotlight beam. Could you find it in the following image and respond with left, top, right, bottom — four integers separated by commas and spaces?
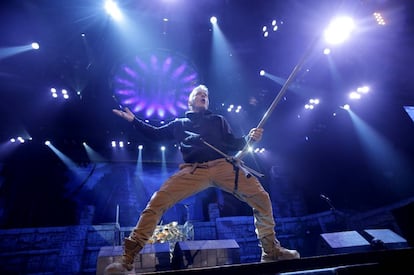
105, 0, 123, 21
31, 42, 40, 50
324, 16, 355, 45
210, 16, 217, 25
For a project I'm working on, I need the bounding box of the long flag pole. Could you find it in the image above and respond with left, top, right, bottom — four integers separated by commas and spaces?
234, 36, 321, 161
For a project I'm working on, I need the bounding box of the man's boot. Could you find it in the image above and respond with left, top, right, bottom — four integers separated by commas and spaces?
104, 237, 143, 274
259, 235, 300, 262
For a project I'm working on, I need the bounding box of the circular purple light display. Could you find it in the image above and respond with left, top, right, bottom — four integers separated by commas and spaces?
112, 49, 200, 120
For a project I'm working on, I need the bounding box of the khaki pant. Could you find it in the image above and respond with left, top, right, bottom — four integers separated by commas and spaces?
129, 158, 276, 249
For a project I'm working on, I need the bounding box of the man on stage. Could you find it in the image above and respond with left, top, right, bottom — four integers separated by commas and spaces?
105, 84, 300, 274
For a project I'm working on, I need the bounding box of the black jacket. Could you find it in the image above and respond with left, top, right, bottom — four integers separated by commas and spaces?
131, 110, 246, 163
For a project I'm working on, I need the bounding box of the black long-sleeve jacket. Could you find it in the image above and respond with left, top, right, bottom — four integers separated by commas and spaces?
131, 110, 247, 163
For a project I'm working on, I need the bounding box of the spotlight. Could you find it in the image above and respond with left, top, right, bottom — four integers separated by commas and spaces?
210, 16, 217, 25
305, 98, 320, 110
357, 86, 370, 93
349, 91, 361, 99
324, 16, 355, 45
309, 98, 320, 104
259, 70, 265, 76
61, 89, 69, 99
31, 42, 40, 50
373, 12, 386, 26
263, 19, 279, 38
105, 0, 123, 21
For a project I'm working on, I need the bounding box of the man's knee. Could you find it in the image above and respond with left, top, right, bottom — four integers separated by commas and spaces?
254, 190, 271, 202
146, 191, 174, 212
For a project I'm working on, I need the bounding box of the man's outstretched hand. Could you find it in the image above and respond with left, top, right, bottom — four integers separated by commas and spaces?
112, 107, 135, 122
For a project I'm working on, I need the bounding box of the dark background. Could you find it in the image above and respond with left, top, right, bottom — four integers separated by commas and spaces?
0, 0, 414, 229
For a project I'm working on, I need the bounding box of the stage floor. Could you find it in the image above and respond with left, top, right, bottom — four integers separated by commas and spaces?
134, 247, 414, 275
